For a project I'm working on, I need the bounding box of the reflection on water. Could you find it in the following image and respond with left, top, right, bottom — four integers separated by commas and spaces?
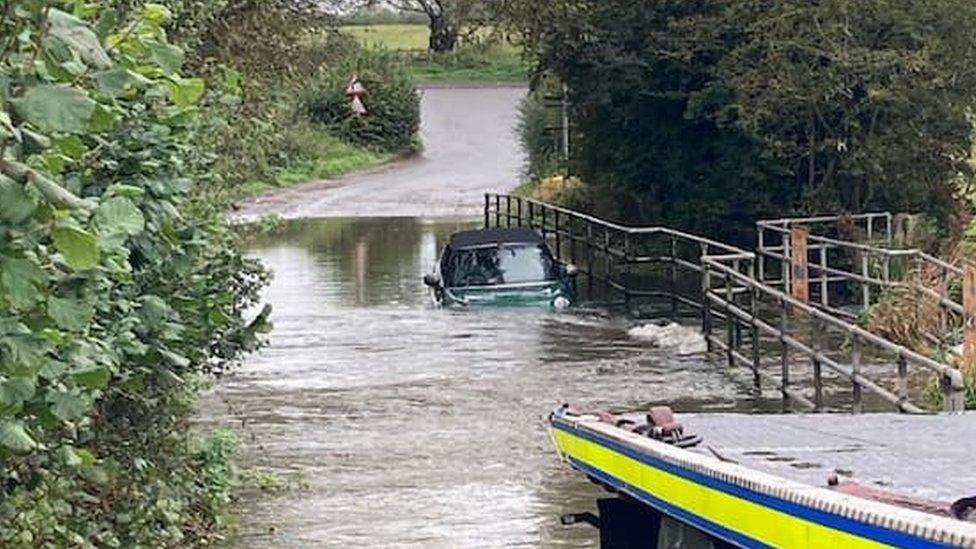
206, 217, 767, 548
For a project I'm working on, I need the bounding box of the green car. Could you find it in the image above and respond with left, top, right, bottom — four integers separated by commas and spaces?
423, 227, 578, 309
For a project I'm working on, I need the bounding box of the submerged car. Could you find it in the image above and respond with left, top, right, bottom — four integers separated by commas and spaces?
423, 227, 577, 309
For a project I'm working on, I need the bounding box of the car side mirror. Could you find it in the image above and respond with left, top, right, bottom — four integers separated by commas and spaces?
423, 273, 441, 287
564, 264, 579, 277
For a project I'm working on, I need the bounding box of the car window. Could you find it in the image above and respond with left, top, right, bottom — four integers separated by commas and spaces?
449, 244, 555, 286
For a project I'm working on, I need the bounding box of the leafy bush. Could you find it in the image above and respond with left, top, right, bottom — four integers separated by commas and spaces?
303, 49, 420, 152
517, 87, 564, 180
0, 2, 266, 545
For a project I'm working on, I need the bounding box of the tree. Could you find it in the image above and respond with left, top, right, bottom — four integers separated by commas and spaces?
367, 0, 489, 53
502, 0, 976, 239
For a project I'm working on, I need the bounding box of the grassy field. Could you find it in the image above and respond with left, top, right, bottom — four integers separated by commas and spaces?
340, 24, 528, 82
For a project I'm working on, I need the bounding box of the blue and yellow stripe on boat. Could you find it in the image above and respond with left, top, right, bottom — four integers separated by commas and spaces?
550, 415, 973, 549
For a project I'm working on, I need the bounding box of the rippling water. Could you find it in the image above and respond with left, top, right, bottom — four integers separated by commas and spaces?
204, 217, 778, 548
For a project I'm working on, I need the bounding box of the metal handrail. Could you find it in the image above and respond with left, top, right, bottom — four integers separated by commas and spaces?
484, 194, 966, 412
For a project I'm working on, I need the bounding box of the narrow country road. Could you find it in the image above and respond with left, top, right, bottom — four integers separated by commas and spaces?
236, 84, 526, 221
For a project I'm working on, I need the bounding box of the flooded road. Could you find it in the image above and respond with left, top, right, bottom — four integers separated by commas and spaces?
207, 217, 770, 548
237, 85, 525, 221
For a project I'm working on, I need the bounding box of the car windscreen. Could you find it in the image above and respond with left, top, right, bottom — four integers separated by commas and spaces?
446, 244, 556, 287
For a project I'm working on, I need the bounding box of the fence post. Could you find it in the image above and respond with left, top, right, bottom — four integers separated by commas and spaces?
494, 194, 500, 227
506, 195, 512, 227
751, 285, 761, 391
812, 318, 823, 412
861, 253, 870, 310
702, 258, 712, 352
851, 334, 862, 414
670, 235, 678, 320
725, 271, 735, 368
484, 193, 490, 228
516, 197, 523, 227
623, 233, 632, 312
569, 216, 577, 266
540, 205, 547, 244
897, 352, 908, 408
790, 226, 809, 304
780, 297, 790, 409
819, 244, 828, 307
554, 210, 561, 261
964, 261, 976, 363
757, 226, 765, 283
939, 265, 948, 343
586, 223, 594, 293
528, 201, 535, 229
782, 230, 791, 294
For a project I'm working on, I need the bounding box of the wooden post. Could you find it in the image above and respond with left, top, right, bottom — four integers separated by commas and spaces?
528, 201, 535, 229
494, 194, 500, 227
516, 197, 523, 227
964, 261, 976, 363
506, 195, 512, 227
790, 226, 809, 304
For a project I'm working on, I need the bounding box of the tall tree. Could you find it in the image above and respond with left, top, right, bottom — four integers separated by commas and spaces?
502, 0, 976, 238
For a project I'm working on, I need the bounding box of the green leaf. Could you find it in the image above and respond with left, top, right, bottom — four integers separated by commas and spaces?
94, 67, 150, 97
0, 421, 36, 452
95, 196, 145, 235
48, 391, 87, 421
11, 85, 96, 133
0, 174, 36, 223
48, 296, 95, 332
1, 258, 46, 310
147, 40, 184, 75
167, 77, 205, 108
52, 225, 99, 270
141, 3, 173, 25
71, 365, 110, 390
0, 377, 36, 407
47, 9, 112, 69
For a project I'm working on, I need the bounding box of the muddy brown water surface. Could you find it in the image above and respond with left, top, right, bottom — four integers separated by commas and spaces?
203, 217, 783, 548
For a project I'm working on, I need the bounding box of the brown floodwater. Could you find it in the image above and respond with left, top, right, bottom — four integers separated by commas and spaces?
202, 216, 785, 548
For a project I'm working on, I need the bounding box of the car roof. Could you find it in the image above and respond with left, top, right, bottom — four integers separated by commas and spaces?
448, 227, 544, 249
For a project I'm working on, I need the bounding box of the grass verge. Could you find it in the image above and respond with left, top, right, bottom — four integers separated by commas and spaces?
340, 24, 528, 82
236, 124, 396, 198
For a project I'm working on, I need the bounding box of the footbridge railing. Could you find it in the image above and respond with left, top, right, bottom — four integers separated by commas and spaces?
483, 194, 966, 413
757, 214, 965, 351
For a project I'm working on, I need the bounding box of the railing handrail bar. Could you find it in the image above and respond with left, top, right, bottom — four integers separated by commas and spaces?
487, 193, 753, 258
703, 257, 963, 386
756, 212, 892, 227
